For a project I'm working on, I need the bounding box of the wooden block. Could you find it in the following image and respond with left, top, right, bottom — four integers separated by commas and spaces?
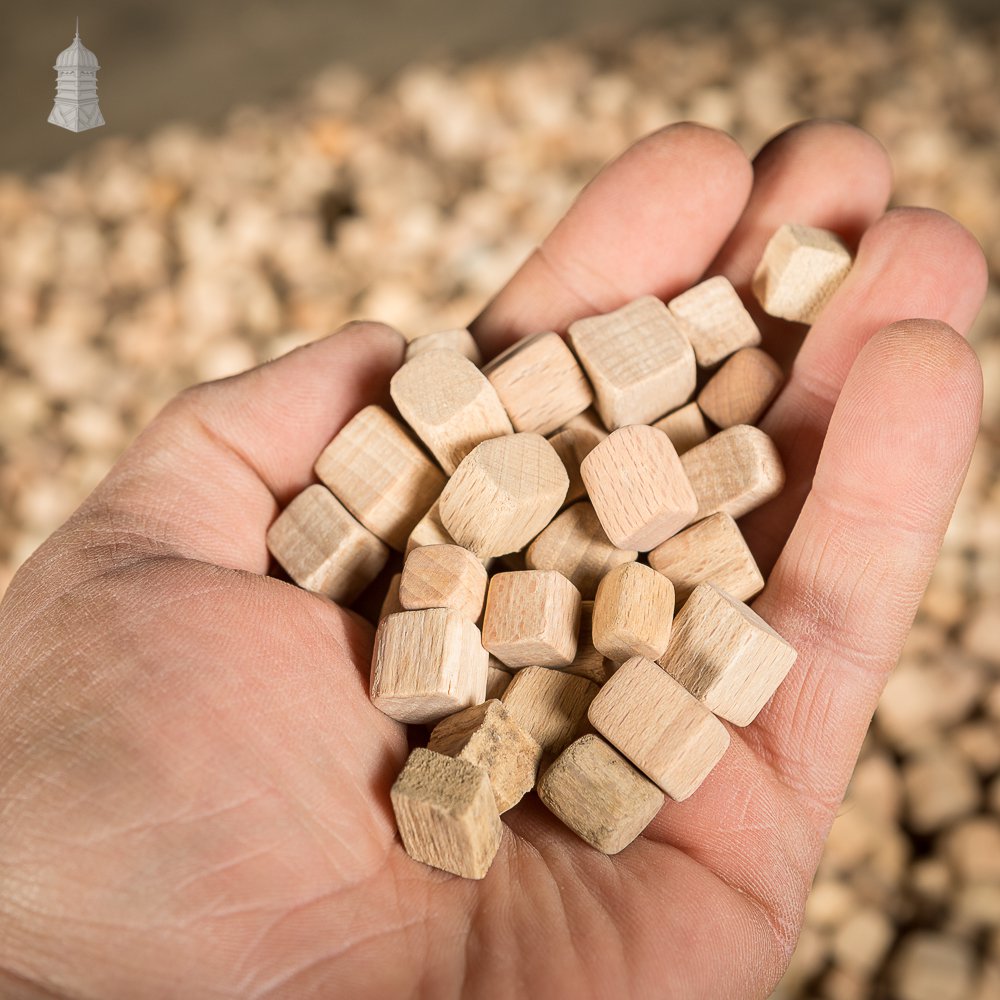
370, 608, 488, 724
751, 223, 853, 324
525, 502, 637, 599
652, 401, 710, 456
537, 734, 664, 854
658, 583, 797, 726
485, 662, 513, 700
390, 748, 502, 879
681, 425, 785, 522
390, 349, 513, 474
560, 407, 609, 440
592, 562, 675, 663
405, 328, 482, 366
482, 570, 581, 669
502, 666, 599, 754
314, 405, 445, 551
567, 296, 696, 429
399, 543, 488, 621
379, 572, 403, 621
581, 425, 698, 551
438, 433, 569, 558
562, 601, 615, 685
547, 426, 599, 506
588, 655, 730, 800
697, 348, 784, 429
667, 275, 761, 367
266, 484, 389, 603
428, 699, 543, 812
405, 498, 454, 554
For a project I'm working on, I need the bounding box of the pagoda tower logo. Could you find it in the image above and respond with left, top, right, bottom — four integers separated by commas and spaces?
48, 18, 105, 132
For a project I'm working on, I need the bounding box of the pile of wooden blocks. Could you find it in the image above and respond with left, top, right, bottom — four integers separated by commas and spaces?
266, 223, 853, 878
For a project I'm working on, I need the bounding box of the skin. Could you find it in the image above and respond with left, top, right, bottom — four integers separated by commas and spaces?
0, 121, 987, 1000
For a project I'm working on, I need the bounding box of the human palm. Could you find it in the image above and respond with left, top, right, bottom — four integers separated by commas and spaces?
0, 122, 986, 999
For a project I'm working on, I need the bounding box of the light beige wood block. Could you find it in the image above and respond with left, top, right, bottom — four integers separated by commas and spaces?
390, 349, 513, 474
390, 748, 502, 879
560, 407, 609, 440
438, 433, 569, 558
547, 425, 601, 506
592, 562, 675, 663
405, 328, 482, 366
588, 655, 730, 800
537, 734, 664, 854
502, 666, 599, 754
379, 572, 403, 621
525, 502, 637, 599
567, 296, 696, 429
266, 484, 389, 603
370, 608, 488, 724
697, 348, 784, 429
667, 275, 761, 367
681, 425, 785, 522
482, 570, 581, 669
428, 699, 543, 812
486, 663, 513, 700
658, 583, 797, 726
649, 512, 764, 604
399, 543, 488, 621
482, 332, 594, 435
405, 499, 454, 555
751, 223, 853, 324
581, 425, 698, 551
562, 601, 615, 685
314, 405, 445, 551
652, 402, 710, 456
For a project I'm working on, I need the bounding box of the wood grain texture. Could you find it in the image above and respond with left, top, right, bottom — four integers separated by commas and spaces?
697, 347, 784, 429
652, 401, 710, 456
592, 562, 675, 663
399, 543, 489, 621
547, 424, 603, 507
405, 328, 482, 366
667, 275, 761, 367
502, 666, 599, 755
562, 600, 615, 685
485, 663, 513, 700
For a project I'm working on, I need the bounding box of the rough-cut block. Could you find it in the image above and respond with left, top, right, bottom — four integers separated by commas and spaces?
439, 433, 568, 558
399, 543, 488, 621
547, 425, 602, 506
390, 349, 513, 474
562, 601, 615, 685
659, 583, 797, 726
486, 662, 513, 700
482, 570, 581, 669
568, 296, 696, 429
405, 328, 482, 366
370, 608, 488, 724
483, 332, 593, 435
649, 512, 764, 604
537, 734, 664, 854
697, 348, 784, 429
667, 275, 761, 367
379, 572, 403, 621
652, 402, 710, 456
592, 562, 675, 663
681, 425, 785, 522
588, 655, 730, 800
752, 223, 853, 324
581, 425, 698, 551
390, 748, 502, 879
314, 405, 445, 551
266, 484, 389, 603
502, 666, 599, 754
525, 502, 637, 599
428, 699, 543, 812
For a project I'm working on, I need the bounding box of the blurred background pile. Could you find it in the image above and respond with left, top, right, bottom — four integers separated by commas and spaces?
1, 1, 999, 996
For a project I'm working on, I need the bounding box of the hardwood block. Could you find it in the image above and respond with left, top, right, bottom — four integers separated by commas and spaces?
483, 331, 594, 435
370, 608, 488, 724
562, 601, 615, 685
266, 484, 389, 603
592, 562, 675, 663
379, 572, 403, 621
390, 349, 513, 474
537, 734, 664, 854
659, 583, 797, 726
390, 748, 502, 879
652, 402, 710, 456
428, 699, 543, 812
567, 296, 696, 429
581, 425, 698, 551
486, 663, 513, 700
547, 425, 601, 506
405, 328, 482, 366
482, 570, 581, 669
588, 655, 730, 800
667, 275, 761, 367
751, 223, 853, 324
399, 543, 488, 621
697, 348, 784, 429
438, 433, 569, 558
502, 666, 599, 754
649, 512, 764, 604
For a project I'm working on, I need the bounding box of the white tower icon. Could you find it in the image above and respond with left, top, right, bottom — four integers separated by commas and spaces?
48, 18, 105, 132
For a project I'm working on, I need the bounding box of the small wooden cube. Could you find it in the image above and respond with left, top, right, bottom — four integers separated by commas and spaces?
667, 275, 761, 367
752, 223, 853, 324
581, 425, 698, 551
502, 666, 599, 754
592, 562, 675, 663
405, 328, 482, 366
428, 699, 543, 812
482, 570, 581, 669
370, 608, 488, 724
379, 572, 403, 621
547, 425, 602, 506
266, 484, 389, 603
697, 348, 784, 429
537, 734, 664, 854
562, 601, 615, 685
648, 512, 764, 604
390, 748, 502, 879
399, 543, 488, 621
659, 583, 797, 726
568, 296, 696, 429
485, 662, 513, 700
652, 402, 710, 456
588, 655, 730, 800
